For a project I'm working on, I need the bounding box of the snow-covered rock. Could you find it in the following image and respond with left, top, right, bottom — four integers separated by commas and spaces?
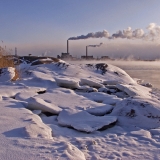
27, 97, 62, 114
58, 109, 117, 133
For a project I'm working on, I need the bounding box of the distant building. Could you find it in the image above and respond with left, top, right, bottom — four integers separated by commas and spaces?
100, 56, 110, 60
81, 55, 94, 60
57, 53, 73, 60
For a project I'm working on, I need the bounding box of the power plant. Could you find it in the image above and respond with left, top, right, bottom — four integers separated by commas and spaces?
57, 40, 110, 60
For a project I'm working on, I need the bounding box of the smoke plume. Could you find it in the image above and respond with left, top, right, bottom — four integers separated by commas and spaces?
88, 43, 103, 47
68, 23, 160, 42
68, 30, 109, 40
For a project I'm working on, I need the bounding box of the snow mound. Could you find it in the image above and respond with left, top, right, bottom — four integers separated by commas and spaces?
86, 104, 113, 116
80, 78, 104, 88
55, 77, 79, 89
62, 142, 86, 160
110, 97, 160, 129
24, 115, 52, 139
58, 109, 117, 133
27, 97, 62, 114
0, 67, 15, 82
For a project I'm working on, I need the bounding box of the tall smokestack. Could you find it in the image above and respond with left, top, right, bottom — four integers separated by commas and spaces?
86, 46, 88, 59
67, 40, 69, 53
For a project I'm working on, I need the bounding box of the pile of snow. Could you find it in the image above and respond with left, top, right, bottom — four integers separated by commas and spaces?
0, 67, 15, 82
58, 109, 117, 133
27, 97, 62, 114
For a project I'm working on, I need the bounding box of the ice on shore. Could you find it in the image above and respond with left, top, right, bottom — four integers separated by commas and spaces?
55, 77, 80, 89
58, 109, 117, 133
27, 97, 62, 114
0, 60, 160, 159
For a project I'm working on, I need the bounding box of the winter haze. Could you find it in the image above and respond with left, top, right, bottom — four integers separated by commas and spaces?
1, 0, 160, 59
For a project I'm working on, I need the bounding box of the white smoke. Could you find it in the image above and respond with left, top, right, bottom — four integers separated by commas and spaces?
68, 30, 109, 40
88, 42, 103, 47
68, 23, 160, 42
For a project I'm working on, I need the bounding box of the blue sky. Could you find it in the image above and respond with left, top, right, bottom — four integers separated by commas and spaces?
1, 0, 160, 59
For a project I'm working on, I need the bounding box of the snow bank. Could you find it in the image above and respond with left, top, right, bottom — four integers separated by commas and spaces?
58, 109, 117, 133
27, 97, 62, 114
0, 67, 15, 82
55, 77, 79, 89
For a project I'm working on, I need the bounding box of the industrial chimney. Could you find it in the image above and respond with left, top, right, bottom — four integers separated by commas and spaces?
86, 46, 88, 59
67, 40, 69, 54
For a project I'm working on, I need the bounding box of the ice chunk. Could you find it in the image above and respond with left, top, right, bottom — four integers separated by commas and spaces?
15, 91, 38, 101
116, 84, 151, 97
86, 105, 113, 116
58, 109, 117, 133
80, 78, 104, 88
81, 92, 122, 105
27, 97, 62, 114
55, 77, 79, 89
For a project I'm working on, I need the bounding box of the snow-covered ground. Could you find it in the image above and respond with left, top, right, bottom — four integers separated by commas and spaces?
0, 60, 160, 159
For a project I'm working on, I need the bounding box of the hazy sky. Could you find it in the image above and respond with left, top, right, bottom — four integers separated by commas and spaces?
1, 0, 160, 59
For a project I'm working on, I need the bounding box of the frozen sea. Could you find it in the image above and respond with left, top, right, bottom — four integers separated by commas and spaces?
68, 60, 160, 89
